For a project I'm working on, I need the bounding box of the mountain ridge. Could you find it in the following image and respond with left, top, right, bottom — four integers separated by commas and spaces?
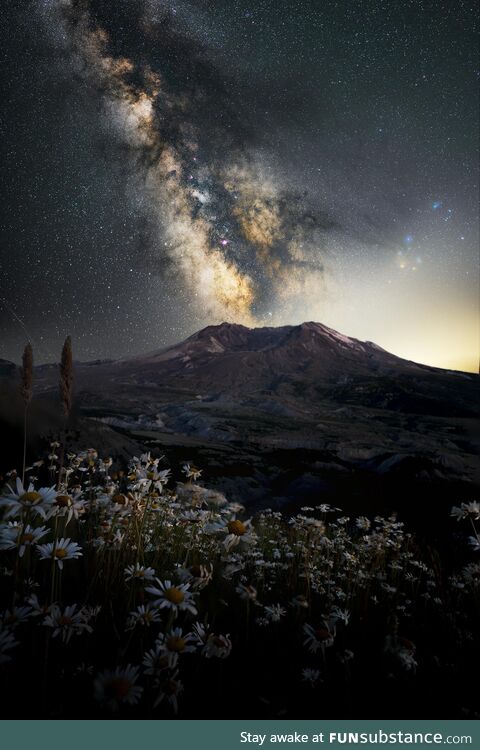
112, 320, 474, 379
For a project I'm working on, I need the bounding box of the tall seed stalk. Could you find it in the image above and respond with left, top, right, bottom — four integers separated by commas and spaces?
58, 335, 73, 489
20, 342, 33, 485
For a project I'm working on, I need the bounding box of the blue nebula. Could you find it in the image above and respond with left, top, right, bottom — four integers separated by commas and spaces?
432, 201, 442, 210
404, 234, 414, 245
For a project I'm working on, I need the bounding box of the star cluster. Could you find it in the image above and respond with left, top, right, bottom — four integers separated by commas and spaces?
0, 0, 478, 371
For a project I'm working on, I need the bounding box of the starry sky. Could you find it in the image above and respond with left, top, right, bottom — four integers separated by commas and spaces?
0, 0, 478, 371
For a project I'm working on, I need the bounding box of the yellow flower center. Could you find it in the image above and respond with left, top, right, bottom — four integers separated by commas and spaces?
165, 587, 185, 605
56, 494, 72, 507
20, 533, 35, 543
227, 520, 246, 536
20, 491, 42, 505
166, 636, 186, 653
107, 678, 132, 701
58, 615, 73, 626
112, 494, 128, 505
54, 548, 67, 559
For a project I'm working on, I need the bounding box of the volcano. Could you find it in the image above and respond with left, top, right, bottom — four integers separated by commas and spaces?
34, 320, 478, 412
1, 322, 478, 514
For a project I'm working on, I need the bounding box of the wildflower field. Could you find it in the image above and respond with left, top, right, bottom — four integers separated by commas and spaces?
0, 444, 479, 718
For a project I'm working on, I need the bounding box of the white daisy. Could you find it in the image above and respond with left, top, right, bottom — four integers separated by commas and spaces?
203, 633, 232, 659
145, 579, 197, 617
27, 594, 54, 617
126, 604, 161, 630
0, 478, 57, 519
213, 517, 257, 552
0, 523, 48, 557
177, 563, 213, 590
94, 664, 143, 712
464, 501, 480, 520
153, 670, 183, 712
182, 463, 202, 481
124, 563, 156, 582
451, 502, 480, 521
2, 606, 33, 627
156, 627, 197, 667
225, 519, 255, 551
191, 622, 232, 659
303, 623, 335, 653
142, 644, 171, 675
264, 604, 286, 622
47, 491, 86, 526
329, 607, 350, 626
36, 537, 83, 569
43, 604, 93, 643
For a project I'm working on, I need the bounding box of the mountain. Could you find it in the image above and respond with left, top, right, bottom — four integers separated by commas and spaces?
41, 320, 477, 418
1, 322, 479, 515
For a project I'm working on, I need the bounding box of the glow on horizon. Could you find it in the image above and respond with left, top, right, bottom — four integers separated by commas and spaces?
303, 261, 479, 374
326, 309, 479, 374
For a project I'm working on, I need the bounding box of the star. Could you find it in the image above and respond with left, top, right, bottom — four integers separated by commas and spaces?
0, 0, 475, 373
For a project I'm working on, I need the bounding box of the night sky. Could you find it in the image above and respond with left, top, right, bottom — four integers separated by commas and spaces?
0, 0, 478, 371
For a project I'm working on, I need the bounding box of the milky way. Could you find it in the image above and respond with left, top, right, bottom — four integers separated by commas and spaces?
43, 0, 332, 327
0, 0, 478, 370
